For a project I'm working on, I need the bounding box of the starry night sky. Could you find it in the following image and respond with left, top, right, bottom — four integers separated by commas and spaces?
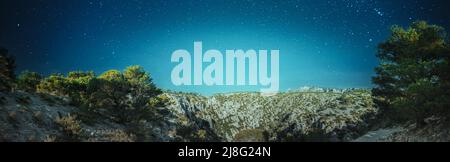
1, 0, 449, 95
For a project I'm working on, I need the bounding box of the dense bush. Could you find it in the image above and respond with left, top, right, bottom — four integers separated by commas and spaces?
373, 21, 450, 126
0, 48, 16, 92
65, 71, 95, 106
85, 66, 162, 123
17, 71, 42, 92
26, 65, 164, 124
37, 74, 69, 96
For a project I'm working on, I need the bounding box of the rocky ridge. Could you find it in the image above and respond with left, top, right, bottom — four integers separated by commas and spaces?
165, 89, 378, 141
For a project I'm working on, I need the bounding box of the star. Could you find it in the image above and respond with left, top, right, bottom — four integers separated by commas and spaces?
374, 8, 384, 17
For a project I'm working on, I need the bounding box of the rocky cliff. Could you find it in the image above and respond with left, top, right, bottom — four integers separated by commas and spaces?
166, 89, 378, 141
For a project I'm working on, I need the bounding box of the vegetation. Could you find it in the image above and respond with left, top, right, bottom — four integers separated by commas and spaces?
233, 129, 268, 142
55, 114, 83, 139
373, 21, 450, 126
10, 63, 164, 125
36, 74, 69, 96
0, 48, 16, 92
17, 71, 42, 92
0, 52, 168, 141
85, 66, 162, 123
99, 129, 136, 142
2, 21, 450, 142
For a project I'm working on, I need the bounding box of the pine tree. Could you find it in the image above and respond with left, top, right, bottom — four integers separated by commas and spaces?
373, 21, 450, 126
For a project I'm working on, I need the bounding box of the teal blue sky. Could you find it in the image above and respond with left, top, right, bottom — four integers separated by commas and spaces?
1, 0, 449, 95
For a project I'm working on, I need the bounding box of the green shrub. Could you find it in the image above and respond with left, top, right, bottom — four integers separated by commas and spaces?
65, 71, 95, 106
14, 65, 163, 125
37, 74, 69, 96
17, 71, 42, 92
148, 94, 172, 108
85, 66, 163, 123
196, 129, 207, 140
34, 71, 95, 107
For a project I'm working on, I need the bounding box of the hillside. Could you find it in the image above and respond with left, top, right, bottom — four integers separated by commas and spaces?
1, 88, 384, 142
167, 89, 378, 141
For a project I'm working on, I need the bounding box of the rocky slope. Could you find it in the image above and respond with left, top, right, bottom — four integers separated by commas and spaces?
1, 89, 380, 142
354, 117, 450, 142
166, 89, 378, 141
0, 91, 140, 142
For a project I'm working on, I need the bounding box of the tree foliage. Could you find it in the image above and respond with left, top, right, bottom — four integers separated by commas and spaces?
17, 71, 42, 92
373, 21, 450, 125
27, 65, 163, 123
85, 66, 162, 123
0, 48, 16, 92
37, 74, 69, 96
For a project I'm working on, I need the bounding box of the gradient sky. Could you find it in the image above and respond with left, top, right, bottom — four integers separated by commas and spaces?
1, 0, 449, 95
